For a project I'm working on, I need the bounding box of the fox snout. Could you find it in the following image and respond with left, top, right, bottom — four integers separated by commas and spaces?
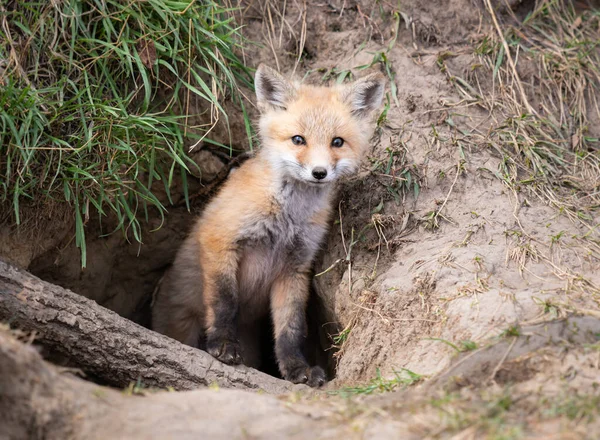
299, 154, 358, 185
303, 163, 336, 184
294, 142, 356, 184
312, 167, 327, 180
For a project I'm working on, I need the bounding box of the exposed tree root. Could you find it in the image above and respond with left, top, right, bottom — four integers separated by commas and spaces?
0, 260, 298, 394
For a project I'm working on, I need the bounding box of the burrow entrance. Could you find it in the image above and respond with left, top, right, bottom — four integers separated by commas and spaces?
26, 152, 346, 382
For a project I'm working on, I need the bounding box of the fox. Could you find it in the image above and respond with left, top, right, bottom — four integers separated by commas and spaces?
151, 64, 385, 387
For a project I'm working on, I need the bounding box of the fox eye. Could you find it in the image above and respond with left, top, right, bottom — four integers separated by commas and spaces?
331, 137, 344, 148
291, 135, 306, 146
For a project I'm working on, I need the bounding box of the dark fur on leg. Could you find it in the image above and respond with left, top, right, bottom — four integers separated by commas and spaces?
206, 276, 242, 365
275, 305, 326, 387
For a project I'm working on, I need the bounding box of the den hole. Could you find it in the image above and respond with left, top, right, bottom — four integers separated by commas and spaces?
27, 161, 340, 383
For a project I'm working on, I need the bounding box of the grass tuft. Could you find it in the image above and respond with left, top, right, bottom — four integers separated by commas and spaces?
0, 0, 252, 266
333, 368, 423, 396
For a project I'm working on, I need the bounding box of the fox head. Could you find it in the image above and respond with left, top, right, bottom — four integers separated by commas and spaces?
255, 64, 385, 186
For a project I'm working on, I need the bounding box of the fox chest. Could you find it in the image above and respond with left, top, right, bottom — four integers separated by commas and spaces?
236, 187, 330, 300
237, 212, 326, 281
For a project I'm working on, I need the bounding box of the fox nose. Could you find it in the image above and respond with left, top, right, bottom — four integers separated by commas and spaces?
312, 167, 327, 180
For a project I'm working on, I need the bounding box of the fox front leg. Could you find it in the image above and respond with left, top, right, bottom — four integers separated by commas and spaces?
204, 255, 243, 365
270, 272, 326, 388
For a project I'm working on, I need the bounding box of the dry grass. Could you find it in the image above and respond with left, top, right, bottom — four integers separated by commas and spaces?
469, 0, 600, 238
239, 0, 308, 75
427, 0, 600, 301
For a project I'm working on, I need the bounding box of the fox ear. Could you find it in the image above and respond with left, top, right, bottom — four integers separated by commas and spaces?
255, 64, 296, 111
344, 73, 386, 117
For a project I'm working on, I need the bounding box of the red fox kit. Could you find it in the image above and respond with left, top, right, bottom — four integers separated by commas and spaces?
152, 65, 385, 387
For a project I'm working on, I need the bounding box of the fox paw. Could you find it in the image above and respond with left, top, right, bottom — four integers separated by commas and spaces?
207, 338, 243, 365
285, 365, 326, 388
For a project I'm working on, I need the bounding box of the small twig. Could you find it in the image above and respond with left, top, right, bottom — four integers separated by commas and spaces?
291, 0, 307, 76
488, 336, 518, 384
314, 259, 343, 277
431, 161, 463, 226
352, 302, 439, 324
265, 3, 281, 72
483, 0, 535, 115
338, 201, 348, 256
